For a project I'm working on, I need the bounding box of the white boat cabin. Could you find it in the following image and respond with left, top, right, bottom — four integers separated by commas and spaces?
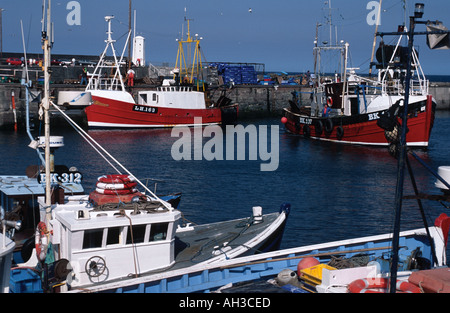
313, 73, 430, 118
138, 87, 207, 110
37, 195, 181, 287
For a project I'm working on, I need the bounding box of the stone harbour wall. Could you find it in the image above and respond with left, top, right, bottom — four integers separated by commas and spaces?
0, 81, 448, 130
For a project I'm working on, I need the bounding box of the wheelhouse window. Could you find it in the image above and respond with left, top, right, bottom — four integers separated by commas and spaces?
150, 223, 168, 241
140, 93, 148, 104
126, 224, 147, 244
82, 229, 104, 249
106, 227, 122, 246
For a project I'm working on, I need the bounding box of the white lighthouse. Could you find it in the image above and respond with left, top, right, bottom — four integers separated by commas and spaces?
132, 35, 145, 67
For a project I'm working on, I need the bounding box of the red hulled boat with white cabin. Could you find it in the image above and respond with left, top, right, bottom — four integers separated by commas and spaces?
282, 24, 435, 148
82, 16, 237, 128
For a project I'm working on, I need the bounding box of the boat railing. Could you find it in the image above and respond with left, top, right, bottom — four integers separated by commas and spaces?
376, 33, 429, 97
88, 76, 124, 92
410, 78, 429, 96
156, 86, 193, 92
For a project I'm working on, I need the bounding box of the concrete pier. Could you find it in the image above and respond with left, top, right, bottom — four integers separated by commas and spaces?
430, 82, 450, 110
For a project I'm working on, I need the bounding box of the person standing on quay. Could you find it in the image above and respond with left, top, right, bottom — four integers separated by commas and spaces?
127, 67, 135, 87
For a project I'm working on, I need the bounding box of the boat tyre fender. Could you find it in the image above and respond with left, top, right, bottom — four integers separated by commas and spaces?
95, 187, 138, 195
324, 118, 334, 134
98, 174, 136, 184
303, 125, 310, 138
336, 126, 344, 140
35, 222, 48, 262
348, 278, 421, 293
315, 121, 323, 136
96, 181, 138, 190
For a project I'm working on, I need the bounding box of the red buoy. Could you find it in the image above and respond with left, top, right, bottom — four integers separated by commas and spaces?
281, 117, 288, 124
297, 257, 320, 276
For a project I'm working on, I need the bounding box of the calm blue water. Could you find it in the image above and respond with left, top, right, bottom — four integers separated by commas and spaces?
0, 111, 449, 254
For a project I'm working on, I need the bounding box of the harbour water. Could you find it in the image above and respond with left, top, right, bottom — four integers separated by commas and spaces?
0, 111, 449, 259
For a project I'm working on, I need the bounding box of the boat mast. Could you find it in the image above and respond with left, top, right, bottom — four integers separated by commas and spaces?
42, 0, 52, 221
175, 8, 204, 90
369, 0, 383, 76
128, 0, 132, 71
87, 16, 127, 92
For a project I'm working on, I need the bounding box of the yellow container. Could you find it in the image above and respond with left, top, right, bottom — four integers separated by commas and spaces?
300, 264, 336, 285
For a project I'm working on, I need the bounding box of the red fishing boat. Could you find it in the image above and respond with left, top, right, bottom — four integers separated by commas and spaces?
282, 17, 435, 147
81, 16, 237, 128
85, 87, 237, 128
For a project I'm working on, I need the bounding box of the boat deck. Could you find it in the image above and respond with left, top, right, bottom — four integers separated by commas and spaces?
173, 212, 283, 268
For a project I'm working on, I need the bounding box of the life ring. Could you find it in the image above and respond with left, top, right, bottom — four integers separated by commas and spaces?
97, 174, 136, 184
303, 125, 311, 138
315, 121, 323, 136
336, 126, 344, 140
327, 96, 333, 107
348, 278, 421, 294
35, 222, 48, 262
95, 187, 138, 195
96, 181, 137, 190
324, 118, 334, 133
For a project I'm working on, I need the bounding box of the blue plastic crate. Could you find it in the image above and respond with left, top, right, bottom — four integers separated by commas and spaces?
9, 268, 42, 293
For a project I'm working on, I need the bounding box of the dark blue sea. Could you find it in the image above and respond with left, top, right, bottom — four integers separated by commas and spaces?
1, 111, 449, 258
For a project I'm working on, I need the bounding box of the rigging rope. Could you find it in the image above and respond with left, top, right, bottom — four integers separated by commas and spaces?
50, 102, 173, 211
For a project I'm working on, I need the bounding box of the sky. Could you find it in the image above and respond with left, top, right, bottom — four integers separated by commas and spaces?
1, 0, 450, 74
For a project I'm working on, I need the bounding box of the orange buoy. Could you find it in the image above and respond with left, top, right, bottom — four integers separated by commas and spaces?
297, 257, 320, 277
348, 278, 421, 294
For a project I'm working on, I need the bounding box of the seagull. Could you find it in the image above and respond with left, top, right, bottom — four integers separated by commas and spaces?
249, 8, 252, 13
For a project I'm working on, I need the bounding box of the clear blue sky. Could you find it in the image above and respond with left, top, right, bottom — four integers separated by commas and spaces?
2, 0, 450, 74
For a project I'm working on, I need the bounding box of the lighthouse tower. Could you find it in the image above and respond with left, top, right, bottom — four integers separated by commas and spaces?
132, 35, 145, 67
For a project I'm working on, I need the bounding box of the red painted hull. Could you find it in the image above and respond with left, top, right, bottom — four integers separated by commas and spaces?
283, 96, 435, 147
85, 95, 238, 128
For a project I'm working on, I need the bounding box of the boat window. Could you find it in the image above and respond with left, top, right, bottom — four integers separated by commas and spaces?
107, 227, 122, 246
126, 224, 147, 244
150, 223, 168, 241
83, 229, 104, 249
152, 93, 157, 101
140, 93, 148, 104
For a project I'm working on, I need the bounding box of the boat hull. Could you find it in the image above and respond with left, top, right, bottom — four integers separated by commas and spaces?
88, 219, 448, 293
283, 95, 436, 147
85, 95, 238, 128
66, 206, 290, 293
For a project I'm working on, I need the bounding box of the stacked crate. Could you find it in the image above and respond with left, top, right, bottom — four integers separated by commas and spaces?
223, 65, 242, 85
210, 63, 258, 85
240, 66, 258, 85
